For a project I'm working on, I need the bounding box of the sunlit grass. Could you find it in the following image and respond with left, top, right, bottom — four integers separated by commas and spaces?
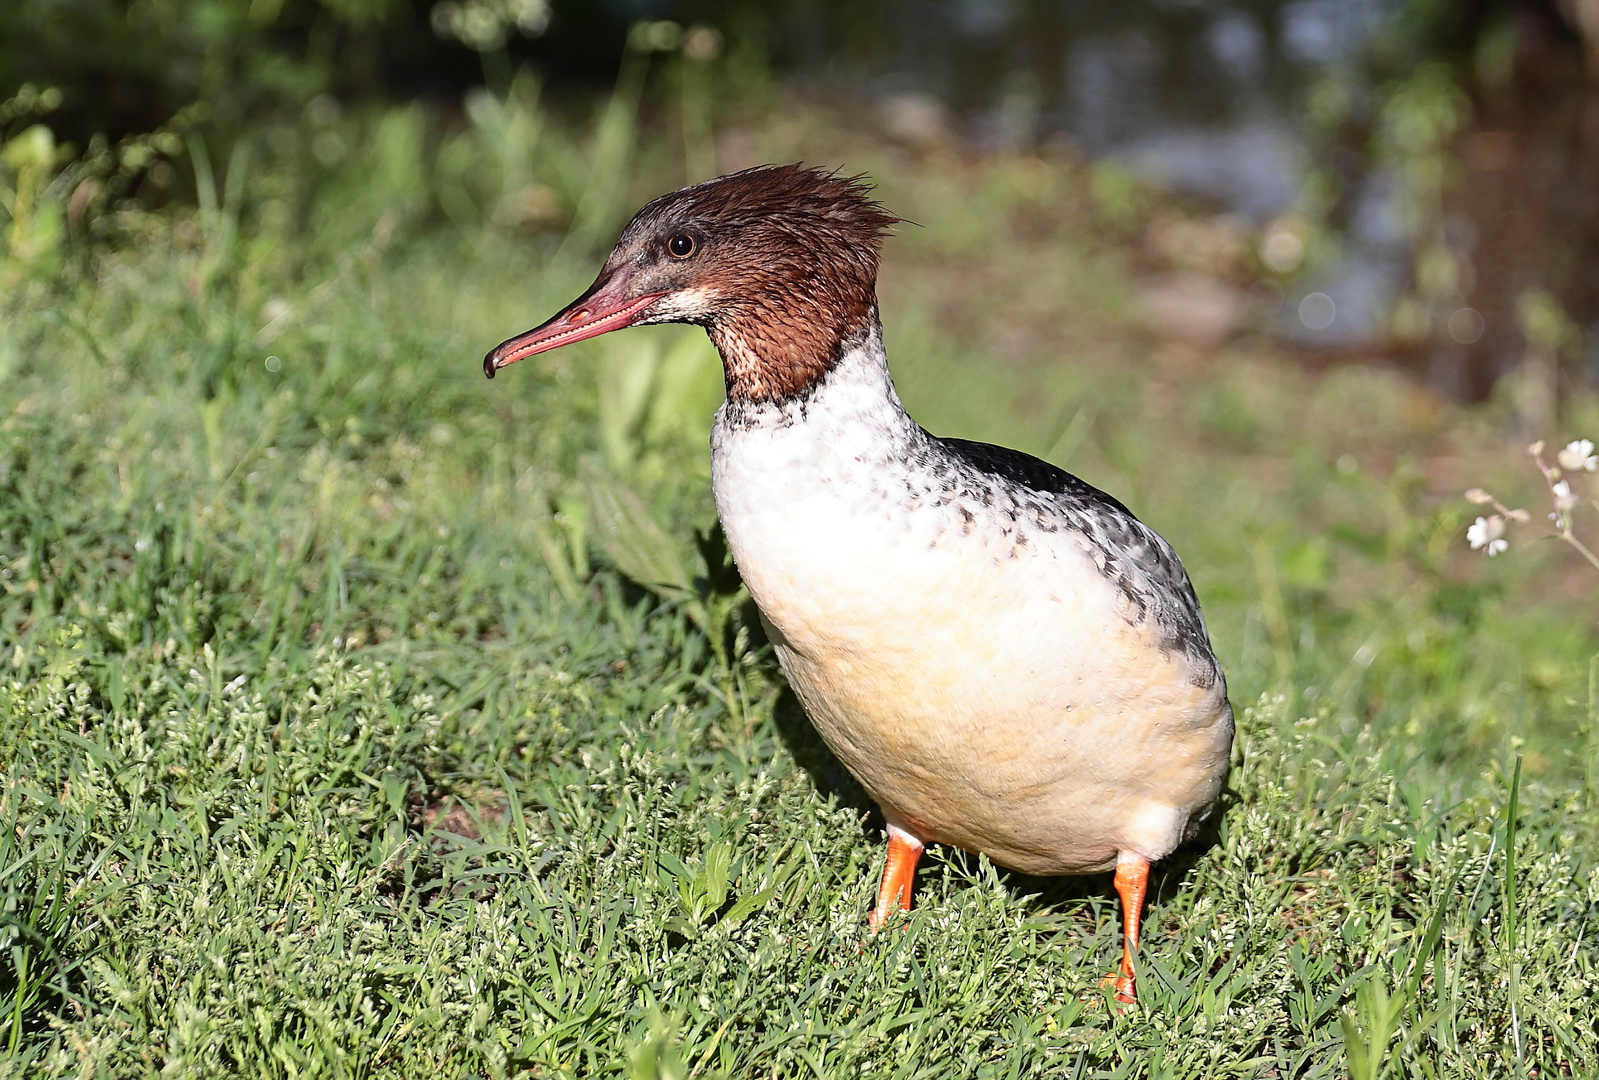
1, 88, 1597, 1077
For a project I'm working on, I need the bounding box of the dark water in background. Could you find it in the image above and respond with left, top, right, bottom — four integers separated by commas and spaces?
862, 1, 1402, 335
739, 0, 1599, 404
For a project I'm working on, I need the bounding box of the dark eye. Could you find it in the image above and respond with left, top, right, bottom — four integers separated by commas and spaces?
668, 234, 696, 258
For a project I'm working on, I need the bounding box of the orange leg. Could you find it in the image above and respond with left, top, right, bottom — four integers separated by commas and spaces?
1107, 852, 1150, 1003
869, 824, 925, 929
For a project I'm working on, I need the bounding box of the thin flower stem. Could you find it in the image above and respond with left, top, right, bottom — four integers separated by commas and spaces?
1486, 497, 1526, 524
1530, 443, 1599, 572
1561, 529, 1599, 573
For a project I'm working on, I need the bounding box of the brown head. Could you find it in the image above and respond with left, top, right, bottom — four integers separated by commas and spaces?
484, 165, 898, 404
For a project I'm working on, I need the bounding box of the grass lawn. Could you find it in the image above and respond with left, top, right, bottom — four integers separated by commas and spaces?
3, 92, 1599, 1077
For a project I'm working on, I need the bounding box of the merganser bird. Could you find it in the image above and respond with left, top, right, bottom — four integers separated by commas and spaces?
484, 165, 1233, 1002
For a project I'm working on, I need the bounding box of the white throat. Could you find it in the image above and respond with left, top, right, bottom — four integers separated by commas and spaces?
711, 319, 913, 440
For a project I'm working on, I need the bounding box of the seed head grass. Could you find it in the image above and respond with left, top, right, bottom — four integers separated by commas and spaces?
1, 93, 1597, 1077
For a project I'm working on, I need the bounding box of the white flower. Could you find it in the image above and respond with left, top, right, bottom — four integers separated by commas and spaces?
1553, 480, 1578, 512
1557, 439, 1598, 472
1464, 488, 1493, 505
1467, 515, 1508, 556
1467, 515, 1504, 545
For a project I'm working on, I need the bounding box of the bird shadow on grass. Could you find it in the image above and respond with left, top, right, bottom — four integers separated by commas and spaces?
767, 680, 1233, 920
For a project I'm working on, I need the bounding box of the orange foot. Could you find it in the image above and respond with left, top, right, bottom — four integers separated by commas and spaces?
868, 824, 925, 930
1099, 852, 1149, 1005
1098, 961, 1136, 1004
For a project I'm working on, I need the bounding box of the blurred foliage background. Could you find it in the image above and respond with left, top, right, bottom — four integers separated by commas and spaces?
4, 0, 1599, 405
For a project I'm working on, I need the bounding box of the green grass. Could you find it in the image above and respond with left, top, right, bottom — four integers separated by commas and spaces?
2, 89, 1598, 1077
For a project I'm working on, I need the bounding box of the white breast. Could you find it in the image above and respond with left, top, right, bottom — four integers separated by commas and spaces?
710, 337, 1232, 874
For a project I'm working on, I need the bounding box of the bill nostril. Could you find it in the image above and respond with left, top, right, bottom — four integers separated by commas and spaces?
570, 308, 591, 322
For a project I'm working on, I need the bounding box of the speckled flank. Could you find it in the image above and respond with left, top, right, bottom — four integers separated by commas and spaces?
719, 321, 1219, 685
712, 319, 1234, 875
926, 437, 1221, 688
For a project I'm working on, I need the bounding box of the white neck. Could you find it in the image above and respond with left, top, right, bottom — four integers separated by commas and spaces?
711, 320, 917, 442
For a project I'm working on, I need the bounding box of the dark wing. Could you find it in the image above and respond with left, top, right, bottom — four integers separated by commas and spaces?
934, 436, 1137, 515
935, 436, 1220, 686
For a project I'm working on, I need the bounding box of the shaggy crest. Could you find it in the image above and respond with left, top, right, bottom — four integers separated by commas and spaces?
622, 164, 898, 284
618, 165, 900, 403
